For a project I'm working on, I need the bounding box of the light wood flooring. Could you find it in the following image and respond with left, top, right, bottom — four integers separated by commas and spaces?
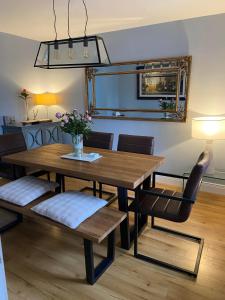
1, 177, 225, 300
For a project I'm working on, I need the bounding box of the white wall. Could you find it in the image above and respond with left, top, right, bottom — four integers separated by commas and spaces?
0, 32, 84, 134
92, 13, 225, 174
0, 13, 225, 175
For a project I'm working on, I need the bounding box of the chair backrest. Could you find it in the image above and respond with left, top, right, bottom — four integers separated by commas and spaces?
117, 134, 154, 155
183, 151, 210, 201
178, 151, 210, 222
84, 131, 114, 150
0, 133, 27, 158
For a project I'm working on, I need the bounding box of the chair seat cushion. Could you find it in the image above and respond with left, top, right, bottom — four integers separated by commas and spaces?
0, 176, 57, 206
31, 191, 107, 229
129, 188, 192, 223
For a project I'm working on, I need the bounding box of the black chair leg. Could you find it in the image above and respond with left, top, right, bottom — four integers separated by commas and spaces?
134, 216, 204, 277
80, 183, 117, 204
47, 172, 50, 182
99, 183, 103, 198
83, 230, 115, 285
93, 181, 97, 196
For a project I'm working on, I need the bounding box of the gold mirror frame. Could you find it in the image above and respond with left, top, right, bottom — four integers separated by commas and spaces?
85, 56, 191, 122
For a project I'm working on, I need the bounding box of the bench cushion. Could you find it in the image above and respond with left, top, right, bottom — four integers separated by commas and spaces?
0, 176, 57, 206
31, 191, 107, 229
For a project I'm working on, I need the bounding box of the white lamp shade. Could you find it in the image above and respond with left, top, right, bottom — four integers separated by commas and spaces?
192, 116, 225, 140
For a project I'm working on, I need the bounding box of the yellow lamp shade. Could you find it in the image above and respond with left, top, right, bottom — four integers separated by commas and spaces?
192, 116, 225, 140
35, 93, 57, 106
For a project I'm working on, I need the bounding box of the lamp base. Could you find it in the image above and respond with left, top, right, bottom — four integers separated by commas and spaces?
205, 140, 215, 175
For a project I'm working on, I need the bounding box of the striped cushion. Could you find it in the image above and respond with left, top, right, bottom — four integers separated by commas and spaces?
31, 191, 107, 229
0, 176, 57, 206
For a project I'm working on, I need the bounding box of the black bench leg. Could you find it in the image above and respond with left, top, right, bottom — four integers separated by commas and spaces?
0, 212, 23, 234
84, 230, 115, 285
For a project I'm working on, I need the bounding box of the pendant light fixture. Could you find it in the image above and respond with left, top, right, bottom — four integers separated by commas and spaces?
34, 0, 111, 69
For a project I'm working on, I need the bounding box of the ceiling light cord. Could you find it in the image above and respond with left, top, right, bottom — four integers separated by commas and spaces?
67, 0, 72, 39
82, 0, 88, 37
67, 0, 88, 39
53, 0, 58, 40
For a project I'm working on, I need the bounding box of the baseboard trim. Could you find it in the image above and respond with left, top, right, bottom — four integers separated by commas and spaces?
157, 176, 225, 196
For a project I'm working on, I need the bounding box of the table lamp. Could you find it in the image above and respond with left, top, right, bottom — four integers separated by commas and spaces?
192, 116, 225, 174
35, 93, 57, 120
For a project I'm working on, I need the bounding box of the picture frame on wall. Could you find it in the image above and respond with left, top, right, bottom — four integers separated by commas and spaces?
137, 66, 186, 100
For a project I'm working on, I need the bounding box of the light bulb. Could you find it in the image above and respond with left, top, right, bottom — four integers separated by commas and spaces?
68, 47, 75, 59
68, 39, 75, 59
53, 40, 60, 60
42, 48, 48, 63
83, 37, 89, 59
83, 46, 89, 58
53, 49, 60, 60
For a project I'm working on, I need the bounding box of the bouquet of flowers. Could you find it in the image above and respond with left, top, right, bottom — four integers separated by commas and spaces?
159, 98, 176, 111
55, 109, 92, 138
19, 89, 31, 101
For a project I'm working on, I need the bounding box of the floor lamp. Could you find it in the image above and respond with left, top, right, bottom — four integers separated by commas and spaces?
192, 116, 225, 174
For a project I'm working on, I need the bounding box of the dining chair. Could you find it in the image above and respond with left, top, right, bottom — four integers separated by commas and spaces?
131, 151, 210, 277
0, 133, 50, 180
117, 134, 155, 192
62, 131, 116, 203
84, 131, 114, 150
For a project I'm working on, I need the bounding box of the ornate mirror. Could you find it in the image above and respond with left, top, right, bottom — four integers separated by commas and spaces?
85, 56, 191, 122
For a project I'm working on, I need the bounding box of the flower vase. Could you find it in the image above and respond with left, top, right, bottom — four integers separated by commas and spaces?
164, 112, 169, 119
25, 99, 29, 121
72, 134, 83, 157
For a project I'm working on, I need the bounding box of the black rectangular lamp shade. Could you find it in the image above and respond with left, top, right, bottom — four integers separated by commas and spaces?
34, 35, 111, 69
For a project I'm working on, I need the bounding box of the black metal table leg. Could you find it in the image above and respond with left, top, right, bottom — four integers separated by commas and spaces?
118, 186, 148, 250
84, 230, 115, 285
117, 187, 130, 250
143, 176, 151, 189
55, 173, 63, 193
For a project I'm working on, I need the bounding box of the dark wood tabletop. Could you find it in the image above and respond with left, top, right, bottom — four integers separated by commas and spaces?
3, 143, 164, 189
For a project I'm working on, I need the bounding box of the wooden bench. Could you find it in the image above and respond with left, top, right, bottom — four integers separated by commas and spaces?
0, 193, 126, 284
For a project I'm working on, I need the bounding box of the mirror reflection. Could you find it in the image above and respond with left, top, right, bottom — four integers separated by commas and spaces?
86, 56, 191, 122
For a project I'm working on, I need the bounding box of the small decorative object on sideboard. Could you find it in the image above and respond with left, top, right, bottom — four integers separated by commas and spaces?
32, 108, 39, 120
19, 88, 31, 121
56, 110, 92, 157
159, 98, 176, 119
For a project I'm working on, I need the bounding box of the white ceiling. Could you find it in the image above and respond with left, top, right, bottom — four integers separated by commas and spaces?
0, 0, 225, 41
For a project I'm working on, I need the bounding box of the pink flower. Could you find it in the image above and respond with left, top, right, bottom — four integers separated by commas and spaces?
63, 115, 69, 123
87, 115, 92, 121
55, 112, 62, 119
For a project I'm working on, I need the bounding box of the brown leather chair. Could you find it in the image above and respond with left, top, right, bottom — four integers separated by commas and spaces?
131, 151, 210, 277
117, 134, 155, 193
117, 134, 154, 155
0, 133, 50, 180
84, 131, 114, 150
0, 133, 27, 179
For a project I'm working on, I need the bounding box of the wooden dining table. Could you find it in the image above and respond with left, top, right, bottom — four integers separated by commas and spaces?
3, 143, 164, 250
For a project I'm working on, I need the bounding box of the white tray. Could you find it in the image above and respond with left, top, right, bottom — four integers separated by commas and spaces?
61, 152, 102, 162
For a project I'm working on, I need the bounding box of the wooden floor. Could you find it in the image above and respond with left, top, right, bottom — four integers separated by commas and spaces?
1, 177, 225, 300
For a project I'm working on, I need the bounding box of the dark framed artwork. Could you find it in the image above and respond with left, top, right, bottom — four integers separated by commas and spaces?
137, 67, 186, 100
